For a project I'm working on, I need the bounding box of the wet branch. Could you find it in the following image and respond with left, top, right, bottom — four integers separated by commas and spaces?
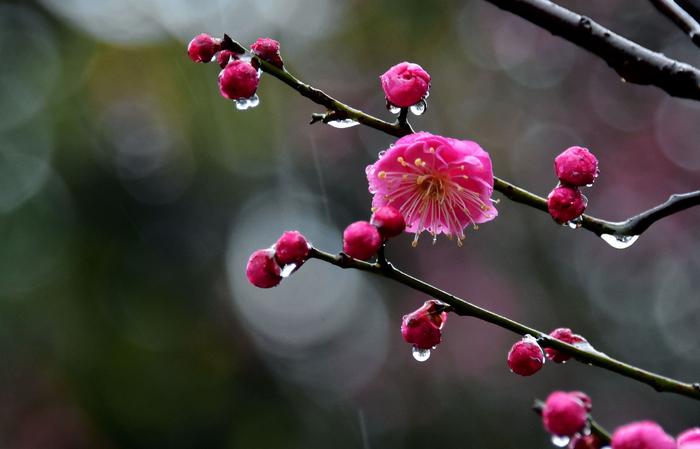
481, 0, 700, 100
649, 0, 700, 48
250, 53, 700, 240
309, 246, 700, 401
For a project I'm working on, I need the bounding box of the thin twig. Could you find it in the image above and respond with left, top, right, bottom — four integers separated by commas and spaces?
481, 0, 700, 100
533, 400, 612, 444
650, 0, 700, 48
251, 54, 700, 239
309, 247, 700, 401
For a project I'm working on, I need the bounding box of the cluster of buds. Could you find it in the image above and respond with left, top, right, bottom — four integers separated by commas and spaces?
540, 391, 699, 449
546, 146, 599, 225
507, 328, 589, 376
246, 231, 310, 288
187, 34, 283, 107
343, 205, 406, 260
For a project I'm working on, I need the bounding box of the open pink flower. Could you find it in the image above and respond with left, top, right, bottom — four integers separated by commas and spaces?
366, 132, 497, 246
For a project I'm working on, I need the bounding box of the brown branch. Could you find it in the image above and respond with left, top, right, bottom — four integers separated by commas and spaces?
309, 247, 700, 401
482, 0, 700, 100
650, 0, 700, 48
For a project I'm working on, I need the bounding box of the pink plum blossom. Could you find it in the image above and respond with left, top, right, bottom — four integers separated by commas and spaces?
555, 146, 599, 187
611, 421, 676, 449
678, 428, 700, 449
366, 132, 497, 246
542, 391, 589, 437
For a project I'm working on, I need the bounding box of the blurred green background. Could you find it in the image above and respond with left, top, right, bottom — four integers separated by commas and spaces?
1, 0, 699, 447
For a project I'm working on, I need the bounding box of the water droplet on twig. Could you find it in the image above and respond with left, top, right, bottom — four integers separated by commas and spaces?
327, 118, 360, 128
600, 233, 639, 249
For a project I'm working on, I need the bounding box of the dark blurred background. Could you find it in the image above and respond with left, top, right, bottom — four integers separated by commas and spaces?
1, 0, 699, 447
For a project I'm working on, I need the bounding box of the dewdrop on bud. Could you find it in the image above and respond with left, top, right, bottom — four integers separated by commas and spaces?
507, 335, 545, 376
274, 231, 310, 268
370, 206, 406, 239
554, 146, 599, 187
542, 391, 589, 437
187, 33, 221, 63
246, 249, 282, 288
343, 221, 382, 260
547, 185, 587, 224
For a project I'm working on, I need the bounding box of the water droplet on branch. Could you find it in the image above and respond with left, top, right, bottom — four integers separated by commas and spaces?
327, 119, 360, 128
600, 233, 639, 249
565, 216, 583, 229
411, 346, 431, 362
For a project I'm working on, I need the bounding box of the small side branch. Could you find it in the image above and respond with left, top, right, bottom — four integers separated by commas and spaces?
650, 0, 700, 48
482, 0, 700, 100
309, 247, 700, 401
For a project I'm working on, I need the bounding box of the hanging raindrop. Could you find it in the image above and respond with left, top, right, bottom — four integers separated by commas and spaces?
551, 435, 570, 447
388, 104, 401, 114
600, 234, 639, 249
280, 264, 296, 278
411, 346, 431, 362
328, 118, 360, 128
565, 216, 583, 229
409, 99, 427, 116
234, 94, 260, 110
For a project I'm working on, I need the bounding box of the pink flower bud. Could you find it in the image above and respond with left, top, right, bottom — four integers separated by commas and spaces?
545, 328, 588, 363
251, 37, 283, 68
569, 391, 592, 412
370, 206, 406, 239
569, 435, 601, 449
380, 62, 431, 108
611, 421, 676, 449
343, 221, 382, 260
187, 33, 221, 63
217, 49, 239, 68
218, 60, 259, 100
678, 428, 700, 449
401, 300, 448, 350
274, 230, 310, 267
507, 336, 545, 376
555, 146, 599, 187
547, 185, 587, 224
542, 391, 589, 437
246, 249, 282, 288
